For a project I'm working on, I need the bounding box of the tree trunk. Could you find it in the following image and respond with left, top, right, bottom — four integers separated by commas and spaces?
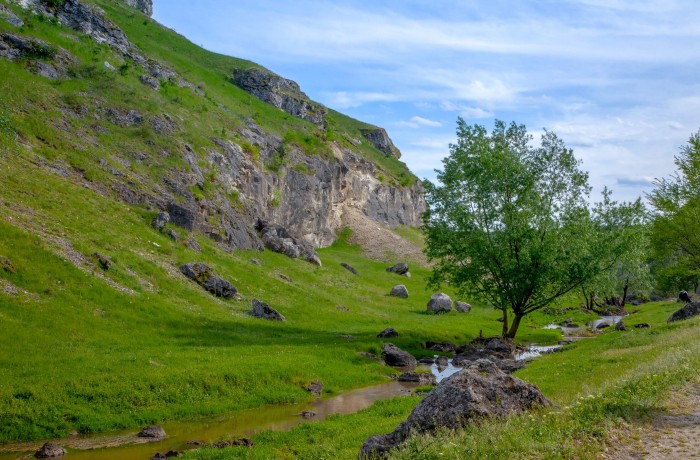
506, 313, 523, 339
501, 307, 509, 338
621, 278, 629, 307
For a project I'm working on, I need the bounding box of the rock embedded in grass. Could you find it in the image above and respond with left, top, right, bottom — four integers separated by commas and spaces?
359, 359, 550, 459
34, 442, 66, 458
427, 292, 452, 313
249, 298, 285, 321
377, 327, 399, 338
138, 425, 166, 439
382, 343, 416, 370
386, 263, 409, 275
390, 285, 408, 298
340, 262, 359, 275
179, 262, 237, 298
151, 211, 169, 230
668, 301, 700, 322
454, 301, 471, 313
304, 380, 323, 396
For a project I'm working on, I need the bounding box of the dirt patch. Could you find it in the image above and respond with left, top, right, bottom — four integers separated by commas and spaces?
604, 379, 700, 459
342, 207, 427, 265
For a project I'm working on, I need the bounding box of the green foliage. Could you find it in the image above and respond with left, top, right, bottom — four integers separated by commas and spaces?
270, 187, 282, 208
265, 148, 289, 174
290, 162, 315, 175
648, 130, 700, 293
423, 119, 645, 338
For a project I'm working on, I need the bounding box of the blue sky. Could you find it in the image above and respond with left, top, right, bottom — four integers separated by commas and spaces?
153, 1, 700, 203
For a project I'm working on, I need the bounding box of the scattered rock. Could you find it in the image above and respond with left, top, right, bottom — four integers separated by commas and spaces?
185, 235, 201, 252
679, 290, 692, 303
249, 258, 261, 266
277, 273, 293, 283
152, 211, 170, 230
249, 298, 285, 321
382, 343, 416, 370
390, 285, 408, 298
138, 425, 166, 439
179, 263, 237, 298
167, 203, 196, 231
398, 372, 437, 385
435, 356, 449, 368
1, 256, 15, 273
150, 450, 181, 459
140, 74, 160, 91
377, 328, 399, 338
298, 410, 316, 418
165, 228, 179, 241
340, 262, 359, 275
401, 272, 411, 279
386, 263, 409, 275
419, 357, 435, 365
304, 380, 323, 397
257, 221, 322, 266
336, 305, 350, 312
425, 341, 456, 353
668, 301, 700, 322
452, 337, 521, 373
0, 5, 23, 27
427, 292, 452, 314
92, 252, 112, 270
34, 442, 66, 458
339, 334, 355, 339
454, 301, 471, 313
634, 323, 651, 328
560, 318, 580, 328
212, 438, 254, 448
615, 320, 627, 331
186, 441, 203, 446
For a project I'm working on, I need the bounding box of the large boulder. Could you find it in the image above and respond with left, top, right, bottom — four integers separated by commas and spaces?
390, 285, 409, 298
359, 359, 549, 458
382, 343, 416, 370
386, 263, 409, 275
668, 301, 700, 322
249, 298, 285, 322
427, 292, 452, 313
34, 443, 66, 458
179, 263, 237, 298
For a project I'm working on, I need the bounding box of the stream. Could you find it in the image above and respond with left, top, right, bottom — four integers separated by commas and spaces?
0, 335, 579, 459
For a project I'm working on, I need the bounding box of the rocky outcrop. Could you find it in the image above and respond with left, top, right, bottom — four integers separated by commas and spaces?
668, 301, 700, 322
179, 263, 237, 298
427, 292, 452, 313
359, 359, 550, 458
122, 0, 153, 16
0, 33, 77, 79
361, 127, 401, 159
382, 343, 416, 370
231, 67, 327, 128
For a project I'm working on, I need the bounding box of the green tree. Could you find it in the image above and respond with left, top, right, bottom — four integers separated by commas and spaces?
423, 119, 644, 338
648, 130, 700, 293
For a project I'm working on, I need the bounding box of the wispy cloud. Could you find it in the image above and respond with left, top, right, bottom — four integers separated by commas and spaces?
398, 116, 443, 129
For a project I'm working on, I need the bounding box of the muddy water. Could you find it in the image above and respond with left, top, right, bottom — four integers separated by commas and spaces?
0, 381, 418, 460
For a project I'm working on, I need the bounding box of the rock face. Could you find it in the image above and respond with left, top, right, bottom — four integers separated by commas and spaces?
427, 292, 452, 313
231, 67, 327, 128
382, 343, 416, 370
361, 128, 401, 159
122, 0, 153, 16
390, 285, 409, 298
668, 301, 700, 322
34, 442, 66, 458
249, 298, 285, 322
179, 263, 237, 298
359, 359, 549, 458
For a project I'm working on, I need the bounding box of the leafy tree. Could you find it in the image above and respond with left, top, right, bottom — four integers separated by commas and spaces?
423, 119, 645, 338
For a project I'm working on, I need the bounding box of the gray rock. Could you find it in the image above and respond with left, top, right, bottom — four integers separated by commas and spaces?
179, 263, 237, 298
165, 228, 179, 241
435, 356, 449, 368
377, 328, 399, 338
152, 211, 170, 230
359, 359, 549, 458
454, 301, 472, 313
304, 380, 323, 396
398, 372, 437, 385
340, 262, 359, 275
249, 298, 285, 322
425, 341, 456, 353
299, 410, 316, 418
140, 74, 160, 91
668, 301, 700, 322
249, 258, 261, 266
401, 271, 411, 278
138, 425, 166, 439
167, 203, 196, 231
185, 235, 202, 252
390, 285, 408, 298
121, 0, 153, 16
427, 292, 452, 313
615, 320, 627, 331
386, 263, 409, 275
231, 67, 327, 128
258, 221, 322, 266
382, 343, 416, 370
0, 6, 23, 27
34, 442, 66, 458
360, 127, 401, 159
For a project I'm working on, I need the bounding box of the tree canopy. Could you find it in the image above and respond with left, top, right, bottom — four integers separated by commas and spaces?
423, 119, 645, 338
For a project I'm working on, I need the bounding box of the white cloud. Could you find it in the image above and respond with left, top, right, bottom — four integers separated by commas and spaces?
440, 101, 493, 119
398, 116, 443, 129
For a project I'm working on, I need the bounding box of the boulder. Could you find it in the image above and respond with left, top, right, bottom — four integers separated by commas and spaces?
249, 298, 285, 322
382, 343, 416, 370
386, 263, 409, 275
615, 320, 627, 331
452, 337, 521, 373
377, 327, 399, 338
427, 292, 452, 314
359, 359, 549, 458
398, 372, 437, 385
668, 301, 700, 322
34, 443, 66, 458
179, 263, 237, 298
679, 290, 692, 303
340, 262, 359, 275
167, 203, 196, 231
454, 301, 471, 313
258, 221, 322, 266
138, 425, 166, 439
390, 285, 408, 298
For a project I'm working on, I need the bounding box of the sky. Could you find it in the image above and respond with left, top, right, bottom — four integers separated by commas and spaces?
152, 0, 700, 203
